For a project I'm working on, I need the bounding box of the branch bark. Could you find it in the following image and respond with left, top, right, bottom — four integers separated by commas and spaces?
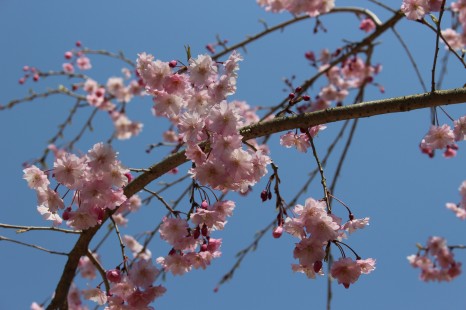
46, 86, 466, 309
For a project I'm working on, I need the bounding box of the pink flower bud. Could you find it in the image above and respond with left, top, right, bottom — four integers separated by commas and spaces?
314, 260, 323, 273
106, 269, 122, 283
305, 51, 315, 62
64, 51, 73, 59
75, 41, 82, 47
168, 60, 177, 68
302, 95, 310, 101
124, 173, 132, 183
260, 190, 268, 202
200, 243, 208, 252
272, 226, 283, 238
33, 74, 39, 82
18, 78, 25, 85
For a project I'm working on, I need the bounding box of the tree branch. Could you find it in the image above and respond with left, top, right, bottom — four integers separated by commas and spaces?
46, 86, 466, 309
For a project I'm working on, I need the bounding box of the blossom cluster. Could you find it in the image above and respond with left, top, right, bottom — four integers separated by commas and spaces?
444, 0, 466, 50
407, 236, 462, 282
301, 52, 383, 112
156, 200, 235, 275
137, 51, 271, 192
282, 197, 374, 288
23, 143, 140, 230
257, 0, 335, 17
32, 257, 166, 309
446, 180, 466, 219
280, 125, 326, 152
401, 0, 466, 50
420, 116, 466, 157
400, 0, 443, 20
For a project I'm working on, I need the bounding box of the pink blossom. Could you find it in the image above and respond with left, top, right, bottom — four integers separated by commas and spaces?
62, 62, 74, 73
159, 217, 190, 246
37, 205, 63, 226
206, 101, 241, 136
185, 144, 207, 166
427, 0, 443, 11
123, 235, 152, 260
53, 152, 86, 188
129, 259, 159, 289
178, 111, 206, 144
23, 165, 49, 190
293, 237, 326, 266
83, 79, 98, 93
30, 302, 44, 310
137, 54, 171, 91
66, 206, 100, 230
421, 124, 455, 150
446, 202, 466, 220
280, 132, 310, 153
453, 116, 466, 141
359, 18, 376, 32
343, 217, 370, 234
112, 112, 143, 140
78, 254, 99, 279
106, 268, 122, 283
156, 252, 192, 275
291, 263, 320, 279
330, 257, 362, 288
36, 187, 65, 212
307, 214, 340, 242
283, 217, 306, 239
76, 56, 91, 70
357, 258, 376, 274
441, 29, 464, 50
188, 54, 217, 86
152, 91, 184, 118
82, 288, 107, 306
190, 208, 225, 230
273, 226, 284, 238
87, 142, 117, 173
401, 0, 429, 20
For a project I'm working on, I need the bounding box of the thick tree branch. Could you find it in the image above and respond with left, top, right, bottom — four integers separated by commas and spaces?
46, 86, 466, 309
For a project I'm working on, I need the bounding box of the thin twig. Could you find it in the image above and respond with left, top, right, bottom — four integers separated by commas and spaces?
0, 235, 68, 256
108, 214, 128, 273
392, 28, 427, 92
86, 250, 110, 293
0, 223, 81, 234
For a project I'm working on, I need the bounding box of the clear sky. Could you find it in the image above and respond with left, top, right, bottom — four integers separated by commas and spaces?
0, 1, 465, 309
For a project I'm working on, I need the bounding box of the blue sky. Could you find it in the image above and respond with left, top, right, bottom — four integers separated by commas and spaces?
0, 1, 465, 309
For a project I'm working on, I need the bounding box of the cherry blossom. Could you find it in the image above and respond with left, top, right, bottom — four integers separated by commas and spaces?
330, 257, 362, 288
420, 124, 455, 150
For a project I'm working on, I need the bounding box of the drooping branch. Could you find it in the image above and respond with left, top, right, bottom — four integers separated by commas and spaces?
46, 86, 466, 309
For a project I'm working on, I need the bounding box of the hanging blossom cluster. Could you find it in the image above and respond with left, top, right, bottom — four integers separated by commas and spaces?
257, 0, 335, 17
137, 51, 271, 192
446, 180, 466, 219
443, 0, 466, 50
31, 257, 166, 309
400, 0, 443, 20
407, 236, 462, 282
156, 200, 235, 275
20, 41, 145, 140
402, 0, 466, 50
23, 142, 140, 229
420, 116, 466, 158
280, 197, 374, 288
303, 50, 383, 112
